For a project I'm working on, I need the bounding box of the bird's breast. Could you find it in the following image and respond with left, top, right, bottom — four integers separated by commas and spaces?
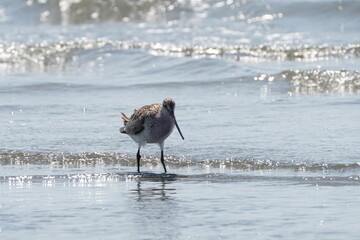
145, 115, 174, 143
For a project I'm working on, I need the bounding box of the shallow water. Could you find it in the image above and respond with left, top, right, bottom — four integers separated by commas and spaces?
1, 0, 360, 239
2, 170, 360, 239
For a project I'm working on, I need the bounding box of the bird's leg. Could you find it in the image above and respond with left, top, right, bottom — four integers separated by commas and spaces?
159, 142, 167, 173
137, 147, 141, 173
161, 151, 167, 173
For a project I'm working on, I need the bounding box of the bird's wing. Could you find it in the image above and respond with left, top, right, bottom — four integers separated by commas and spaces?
123, 111, 145, 134
124, 104, 161, 135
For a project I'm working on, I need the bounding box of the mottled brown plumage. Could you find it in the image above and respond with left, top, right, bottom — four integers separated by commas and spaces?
120, 98, 184, 173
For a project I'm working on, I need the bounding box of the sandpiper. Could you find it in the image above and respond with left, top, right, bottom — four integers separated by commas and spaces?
120, 98, 184, 173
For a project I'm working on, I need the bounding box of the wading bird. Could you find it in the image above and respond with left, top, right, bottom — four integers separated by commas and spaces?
120, 98, 184, 173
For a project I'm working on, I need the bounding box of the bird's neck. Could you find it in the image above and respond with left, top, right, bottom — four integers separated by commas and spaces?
160, 108, 171, 119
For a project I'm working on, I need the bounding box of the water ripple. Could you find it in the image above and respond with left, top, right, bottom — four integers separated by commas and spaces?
1, 150, 359, 172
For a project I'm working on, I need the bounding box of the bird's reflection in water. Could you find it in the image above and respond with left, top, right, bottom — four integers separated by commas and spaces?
127, 176, 181, 239
132, 177, 176, 201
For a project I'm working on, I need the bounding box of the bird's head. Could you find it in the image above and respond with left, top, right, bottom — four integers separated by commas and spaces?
162, 98, 184, 140
162, 98, 176, 113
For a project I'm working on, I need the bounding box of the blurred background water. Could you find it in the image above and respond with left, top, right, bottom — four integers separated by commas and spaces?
0, 0, 360, 239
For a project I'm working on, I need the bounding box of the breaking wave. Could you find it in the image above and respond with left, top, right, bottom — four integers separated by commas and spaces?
1, 150, 360, 186
1, 150, 360, 172
256, 70, 360, 95
1, 39, 360, 71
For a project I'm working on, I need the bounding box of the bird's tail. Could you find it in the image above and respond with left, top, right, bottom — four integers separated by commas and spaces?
121, 112, 130, 125
120, 112, 130, 134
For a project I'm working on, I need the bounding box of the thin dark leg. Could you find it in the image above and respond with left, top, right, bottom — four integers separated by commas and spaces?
161, 150, 167, 173
137, 147, 141, 173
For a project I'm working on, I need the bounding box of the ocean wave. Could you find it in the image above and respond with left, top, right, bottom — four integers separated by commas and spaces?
1, 39, 360, 73
2, 172, 360, 186
4, 0, 360, 27
1, 150, 360, 172
1, 150, 360, 186
257, 70, 360, 95
0, 39, 109, 72
286, 70, 360, 95
1, 40, 360, 95
8, 0, 202, 25
2, 0, 281, 25
146, 43, 360, 62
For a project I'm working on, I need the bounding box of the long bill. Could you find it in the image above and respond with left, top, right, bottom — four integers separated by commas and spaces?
171, 113, 185, 140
